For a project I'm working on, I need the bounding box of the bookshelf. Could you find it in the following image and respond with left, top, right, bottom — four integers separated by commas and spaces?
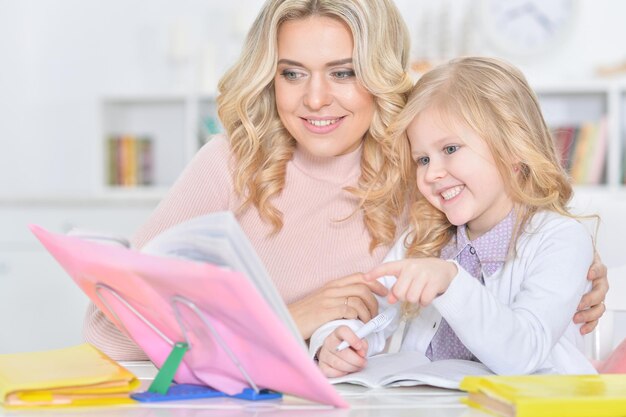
533, 81, 626, 268
535, 83, 614, 187
97, 93, 221, 198
96, 83, 626, 197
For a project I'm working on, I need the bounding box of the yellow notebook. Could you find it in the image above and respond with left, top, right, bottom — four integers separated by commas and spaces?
0, 343, 140, 408
461, 374, 626, 417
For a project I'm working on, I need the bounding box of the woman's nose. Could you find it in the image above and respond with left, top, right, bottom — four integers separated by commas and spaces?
303, 75, 332, 110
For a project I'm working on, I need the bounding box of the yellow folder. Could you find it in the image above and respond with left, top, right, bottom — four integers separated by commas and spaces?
0, 343, 139, 408
461, 374, 626, 417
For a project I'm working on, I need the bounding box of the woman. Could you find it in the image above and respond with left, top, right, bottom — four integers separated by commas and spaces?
84, 0, 608, 361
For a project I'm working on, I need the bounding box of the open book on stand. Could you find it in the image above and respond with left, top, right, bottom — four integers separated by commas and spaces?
30, 211, 347, 408
329, 351, 493, 390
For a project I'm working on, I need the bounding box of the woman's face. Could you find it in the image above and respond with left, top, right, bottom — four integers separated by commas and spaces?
274, 16, 375, 157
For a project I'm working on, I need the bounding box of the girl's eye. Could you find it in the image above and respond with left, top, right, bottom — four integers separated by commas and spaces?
444, 145, 459, 155
281, 70, 303, 81
416, 156, 430, 166
332, 69, 355, 80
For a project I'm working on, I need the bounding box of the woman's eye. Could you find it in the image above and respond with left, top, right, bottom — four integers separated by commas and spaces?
281, 70, 302, 81
332, 70, 355, 80
416, 156, 430, 166
444, 145, 459, 155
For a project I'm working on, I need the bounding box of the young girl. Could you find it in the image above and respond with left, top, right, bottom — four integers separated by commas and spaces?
312, 57, 598, 377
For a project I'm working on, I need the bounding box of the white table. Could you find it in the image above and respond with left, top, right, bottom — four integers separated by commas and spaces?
0, 362, 486, 417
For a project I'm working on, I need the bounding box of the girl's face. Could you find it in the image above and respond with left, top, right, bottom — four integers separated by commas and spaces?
274, 16, 375, 157
408, 107, 514, 239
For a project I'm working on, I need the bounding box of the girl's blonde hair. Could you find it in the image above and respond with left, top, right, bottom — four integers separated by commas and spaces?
388, 56, 576, 258
217, 0, 414, 250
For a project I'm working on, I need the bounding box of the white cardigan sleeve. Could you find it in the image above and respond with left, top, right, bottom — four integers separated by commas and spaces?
433, 215, 593, 374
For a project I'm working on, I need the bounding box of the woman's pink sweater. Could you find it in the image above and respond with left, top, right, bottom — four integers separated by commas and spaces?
83, 135, 399, 360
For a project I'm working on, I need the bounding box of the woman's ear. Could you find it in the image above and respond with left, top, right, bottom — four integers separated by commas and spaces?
513, 162, 530, 178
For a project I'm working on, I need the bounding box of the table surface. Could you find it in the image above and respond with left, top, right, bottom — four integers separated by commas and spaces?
0, 361, 488, 417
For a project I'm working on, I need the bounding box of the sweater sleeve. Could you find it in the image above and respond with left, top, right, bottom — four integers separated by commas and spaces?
433, 215, 593, 374
308, 230, 409, 358
83, 135, 235, 360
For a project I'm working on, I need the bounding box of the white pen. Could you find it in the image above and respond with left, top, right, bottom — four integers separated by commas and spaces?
336, 305, 400, 352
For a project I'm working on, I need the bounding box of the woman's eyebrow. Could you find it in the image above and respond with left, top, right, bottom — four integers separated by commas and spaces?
326, 58, 352, 66
277, 59, 304, 67
276, 58, 353, 67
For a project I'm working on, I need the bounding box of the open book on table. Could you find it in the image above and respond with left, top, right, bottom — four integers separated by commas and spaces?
329, 351, 493, 390
30, 211, 347, 408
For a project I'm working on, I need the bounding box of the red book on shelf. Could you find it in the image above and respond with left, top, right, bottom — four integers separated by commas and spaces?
553, 126, 576, 170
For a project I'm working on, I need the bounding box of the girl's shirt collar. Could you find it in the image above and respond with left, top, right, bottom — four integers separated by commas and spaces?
441, 210, 515, 277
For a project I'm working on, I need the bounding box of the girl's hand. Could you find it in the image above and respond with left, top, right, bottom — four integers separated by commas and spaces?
317, 326, 368, 378
365, 259, 458, 306
574, 251, 609, 334
288, 273, 388, 339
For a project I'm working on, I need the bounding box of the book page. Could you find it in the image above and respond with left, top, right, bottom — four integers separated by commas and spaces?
384, 358, 493, 389
140, 211, 303, 347
329, 351, 492, 389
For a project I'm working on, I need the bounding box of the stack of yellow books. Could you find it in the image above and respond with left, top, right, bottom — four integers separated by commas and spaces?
461, 374, 626, 417
0, 344, 139, 408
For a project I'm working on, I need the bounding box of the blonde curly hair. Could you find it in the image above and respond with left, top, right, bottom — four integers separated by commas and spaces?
217, 0, 414, 251
387, 56, 580, 259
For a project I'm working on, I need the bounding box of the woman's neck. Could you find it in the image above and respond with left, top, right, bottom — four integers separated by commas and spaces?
291, 142, 363, 183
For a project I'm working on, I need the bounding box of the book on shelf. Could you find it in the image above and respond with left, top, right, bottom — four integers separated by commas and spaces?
30, 211, 347, 408
139, 137, 153, 186
461, 374, 626, 417
123, 135, 137, 186
0, 344, 139, 408
551, 119, 608, 185
553, 125, 577, 170
106, 134, 153, 187
329, 351, 492, 389
587, 116, 608, 184
569, 122, 595, 184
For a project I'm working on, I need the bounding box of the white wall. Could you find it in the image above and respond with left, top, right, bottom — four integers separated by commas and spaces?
393, 0, 626, 83
1, 0, 625, 197
0, 0, 265, 196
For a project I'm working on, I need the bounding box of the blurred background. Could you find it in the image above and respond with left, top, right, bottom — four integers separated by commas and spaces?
1, 0, 625, 355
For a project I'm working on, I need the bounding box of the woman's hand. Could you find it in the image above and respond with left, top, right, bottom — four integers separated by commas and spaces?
317, 326, 368, 378
574, 251, 609, 335
288, 273, 388, 340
